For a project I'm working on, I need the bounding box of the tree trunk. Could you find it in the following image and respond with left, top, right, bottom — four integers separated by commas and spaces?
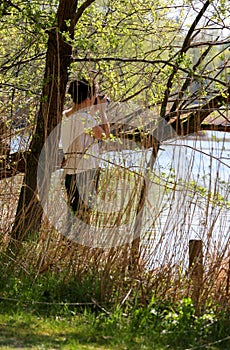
11, 0, 79, 244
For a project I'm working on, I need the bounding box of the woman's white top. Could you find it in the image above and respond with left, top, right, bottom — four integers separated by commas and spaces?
61, 110, 99, 174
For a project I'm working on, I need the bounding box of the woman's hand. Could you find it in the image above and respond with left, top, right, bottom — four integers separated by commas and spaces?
100, 123, 110, 138
92, 125, 106, 140
91, 95, 108, 118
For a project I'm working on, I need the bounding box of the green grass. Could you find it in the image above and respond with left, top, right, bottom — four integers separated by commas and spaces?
0, 311, 116, 350
0, 301, 229, 350
0, 310, 157, 350
0, 263, 229, 349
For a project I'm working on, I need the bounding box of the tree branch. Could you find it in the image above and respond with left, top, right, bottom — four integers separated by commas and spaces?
0, 52, 46, 73
172, 86, 230, 135
167, 42, 214, 118
70, 0, 95, 31
189, 39, 230, 48
73, 56, 178, 68
160, 0, 211, 118
200, 124, 230, 132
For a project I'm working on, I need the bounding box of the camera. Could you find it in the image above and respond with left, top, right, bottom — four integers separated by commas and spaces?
94, 94, 110, 105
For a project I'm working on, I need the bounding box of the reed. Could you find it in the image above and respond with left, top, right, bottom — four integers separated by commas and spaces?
0, 129, 229, 312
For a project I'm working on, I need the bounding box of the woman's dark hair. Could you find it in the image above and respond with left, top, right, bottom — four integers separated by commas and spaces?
68, 78, 96, 104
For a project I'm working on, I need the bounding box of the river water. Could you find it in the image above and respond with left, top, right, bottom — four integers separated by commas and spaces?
100, 130, 230, 268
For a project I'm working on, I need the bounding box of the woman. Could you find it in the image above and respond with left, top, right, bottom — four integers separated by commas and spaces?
61, 78, 110, 224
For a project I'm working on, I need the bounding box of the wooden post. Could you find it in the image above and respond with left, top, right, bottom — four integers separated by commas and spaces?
189, 240, 203, 312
